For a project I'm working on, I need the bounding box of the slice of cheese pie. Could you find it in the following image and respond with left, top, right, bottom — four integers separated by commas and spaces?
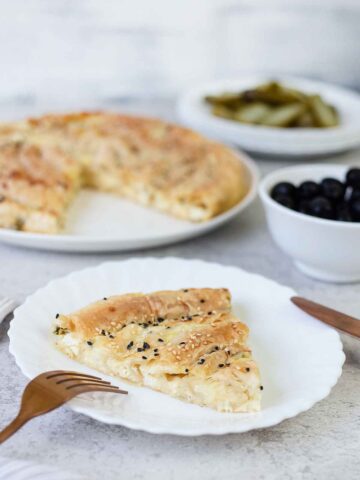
54, 288, 261, 412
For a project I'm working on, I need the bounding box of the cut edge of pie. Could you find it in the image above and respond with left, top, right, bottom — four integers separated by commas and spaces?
54, 288, 262, 413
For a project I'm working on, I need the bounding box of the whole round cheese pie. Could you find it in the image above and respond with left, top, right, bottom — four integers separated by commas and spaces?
0, 112, 250, 233
54, 288, 262, 413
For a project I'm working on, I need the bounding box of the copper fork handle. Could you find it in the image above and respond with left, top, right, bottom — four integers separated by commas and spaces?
0, 414, 30, 444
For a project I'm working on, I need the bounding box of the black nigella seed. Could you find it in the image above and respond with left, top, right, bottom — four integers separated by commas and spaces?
143, 323, 149, 328
225, 363, 230, 367
208, 311, 212, 315
103, 297, 107, 300
260, 385, 264, 390
166, 326, 171, 329
87, 341, 93, 346
55, 313, 59, 319
183, 289, 189, 292
218, 363, 225, 368
179, 342, 186, 346
127, 341, 134, 350
158, 338, 164, 342
143, 342, 150, 350
137, 347, 143, 352
154, 348, 159, 352
142, 356, 147, 360
246, 367, 250, 372
198, 358, 205, 365
154, 353, 159, 357
109, 334, 115, 339
101, 330, 106, 336
185, 369, 189, 373
214, 346, 219, 350
200, 299, 205, 303
157, 317, 164, 323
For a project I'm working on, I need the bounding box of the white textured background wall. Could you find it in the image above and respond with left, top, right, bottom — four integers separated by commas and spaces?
0, 0, 360, 105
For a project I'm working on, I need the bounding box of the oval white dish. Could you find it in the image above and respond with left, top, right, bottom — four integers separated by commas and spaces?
9, 258, 344, 436
0, 153, 258, 253
177, 75, 360, 157
259, 164, 360, 283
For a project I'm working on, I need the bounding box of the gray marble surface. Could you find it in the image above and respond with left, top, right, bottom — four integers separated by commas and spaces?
0, 100, 359, 480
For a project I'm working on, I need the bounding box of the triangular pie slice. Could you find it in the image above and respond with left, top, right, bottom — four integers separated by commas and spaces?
54, 288, 261, 412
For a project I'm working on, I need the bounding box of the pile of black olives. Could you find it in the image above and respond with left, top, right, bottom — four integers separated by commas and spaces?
271, 168, 360, 222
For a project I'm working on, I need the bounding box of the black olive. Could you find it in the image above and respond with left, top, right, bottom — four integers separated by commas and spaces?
297, 199, 311, 215
336, 202, 353, 222
272, 194, 296, 210
271, 182, 296, 199
350, 198, 360, 221
320, 178, 345, 202
346, 168, 360, 189
349, 188, 360, 203
308, 196, 334, 219
297, 181, 320, 200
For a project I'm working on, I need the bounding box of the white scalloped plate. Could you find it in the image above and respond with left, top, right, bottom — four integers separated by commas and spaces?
9, 258, 344, 436
0, 153, 258, 253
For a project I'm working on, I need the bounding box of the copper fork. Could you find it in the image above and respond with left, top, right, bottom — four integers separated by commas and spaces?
0, 370, 127, 444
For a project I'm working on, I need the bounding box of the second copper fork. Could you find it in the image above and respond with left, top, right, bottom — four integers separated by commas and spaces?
0, 370, 127, 444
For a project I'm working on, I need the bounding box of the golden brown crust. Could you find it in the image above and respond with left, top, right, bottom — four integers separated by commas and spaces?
55, 288, 261, 412
0, 112, 250, 233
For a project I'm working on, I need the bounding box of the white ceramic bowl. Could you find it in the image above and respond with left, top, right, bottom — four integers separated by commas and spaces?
259, 164, 360, 283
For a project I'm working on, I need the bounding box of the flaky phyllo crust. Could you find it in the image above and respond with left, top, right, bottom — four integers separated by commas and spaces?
54, 288, 262, 412
0, 112, 249, 233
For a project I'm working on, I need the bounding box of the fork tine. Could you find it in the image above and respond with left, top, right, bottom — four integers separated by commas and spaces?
71, 386, 128, 395
56, 377, 112, 386
67, 382, 127, 394
46, 371, 102, 381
